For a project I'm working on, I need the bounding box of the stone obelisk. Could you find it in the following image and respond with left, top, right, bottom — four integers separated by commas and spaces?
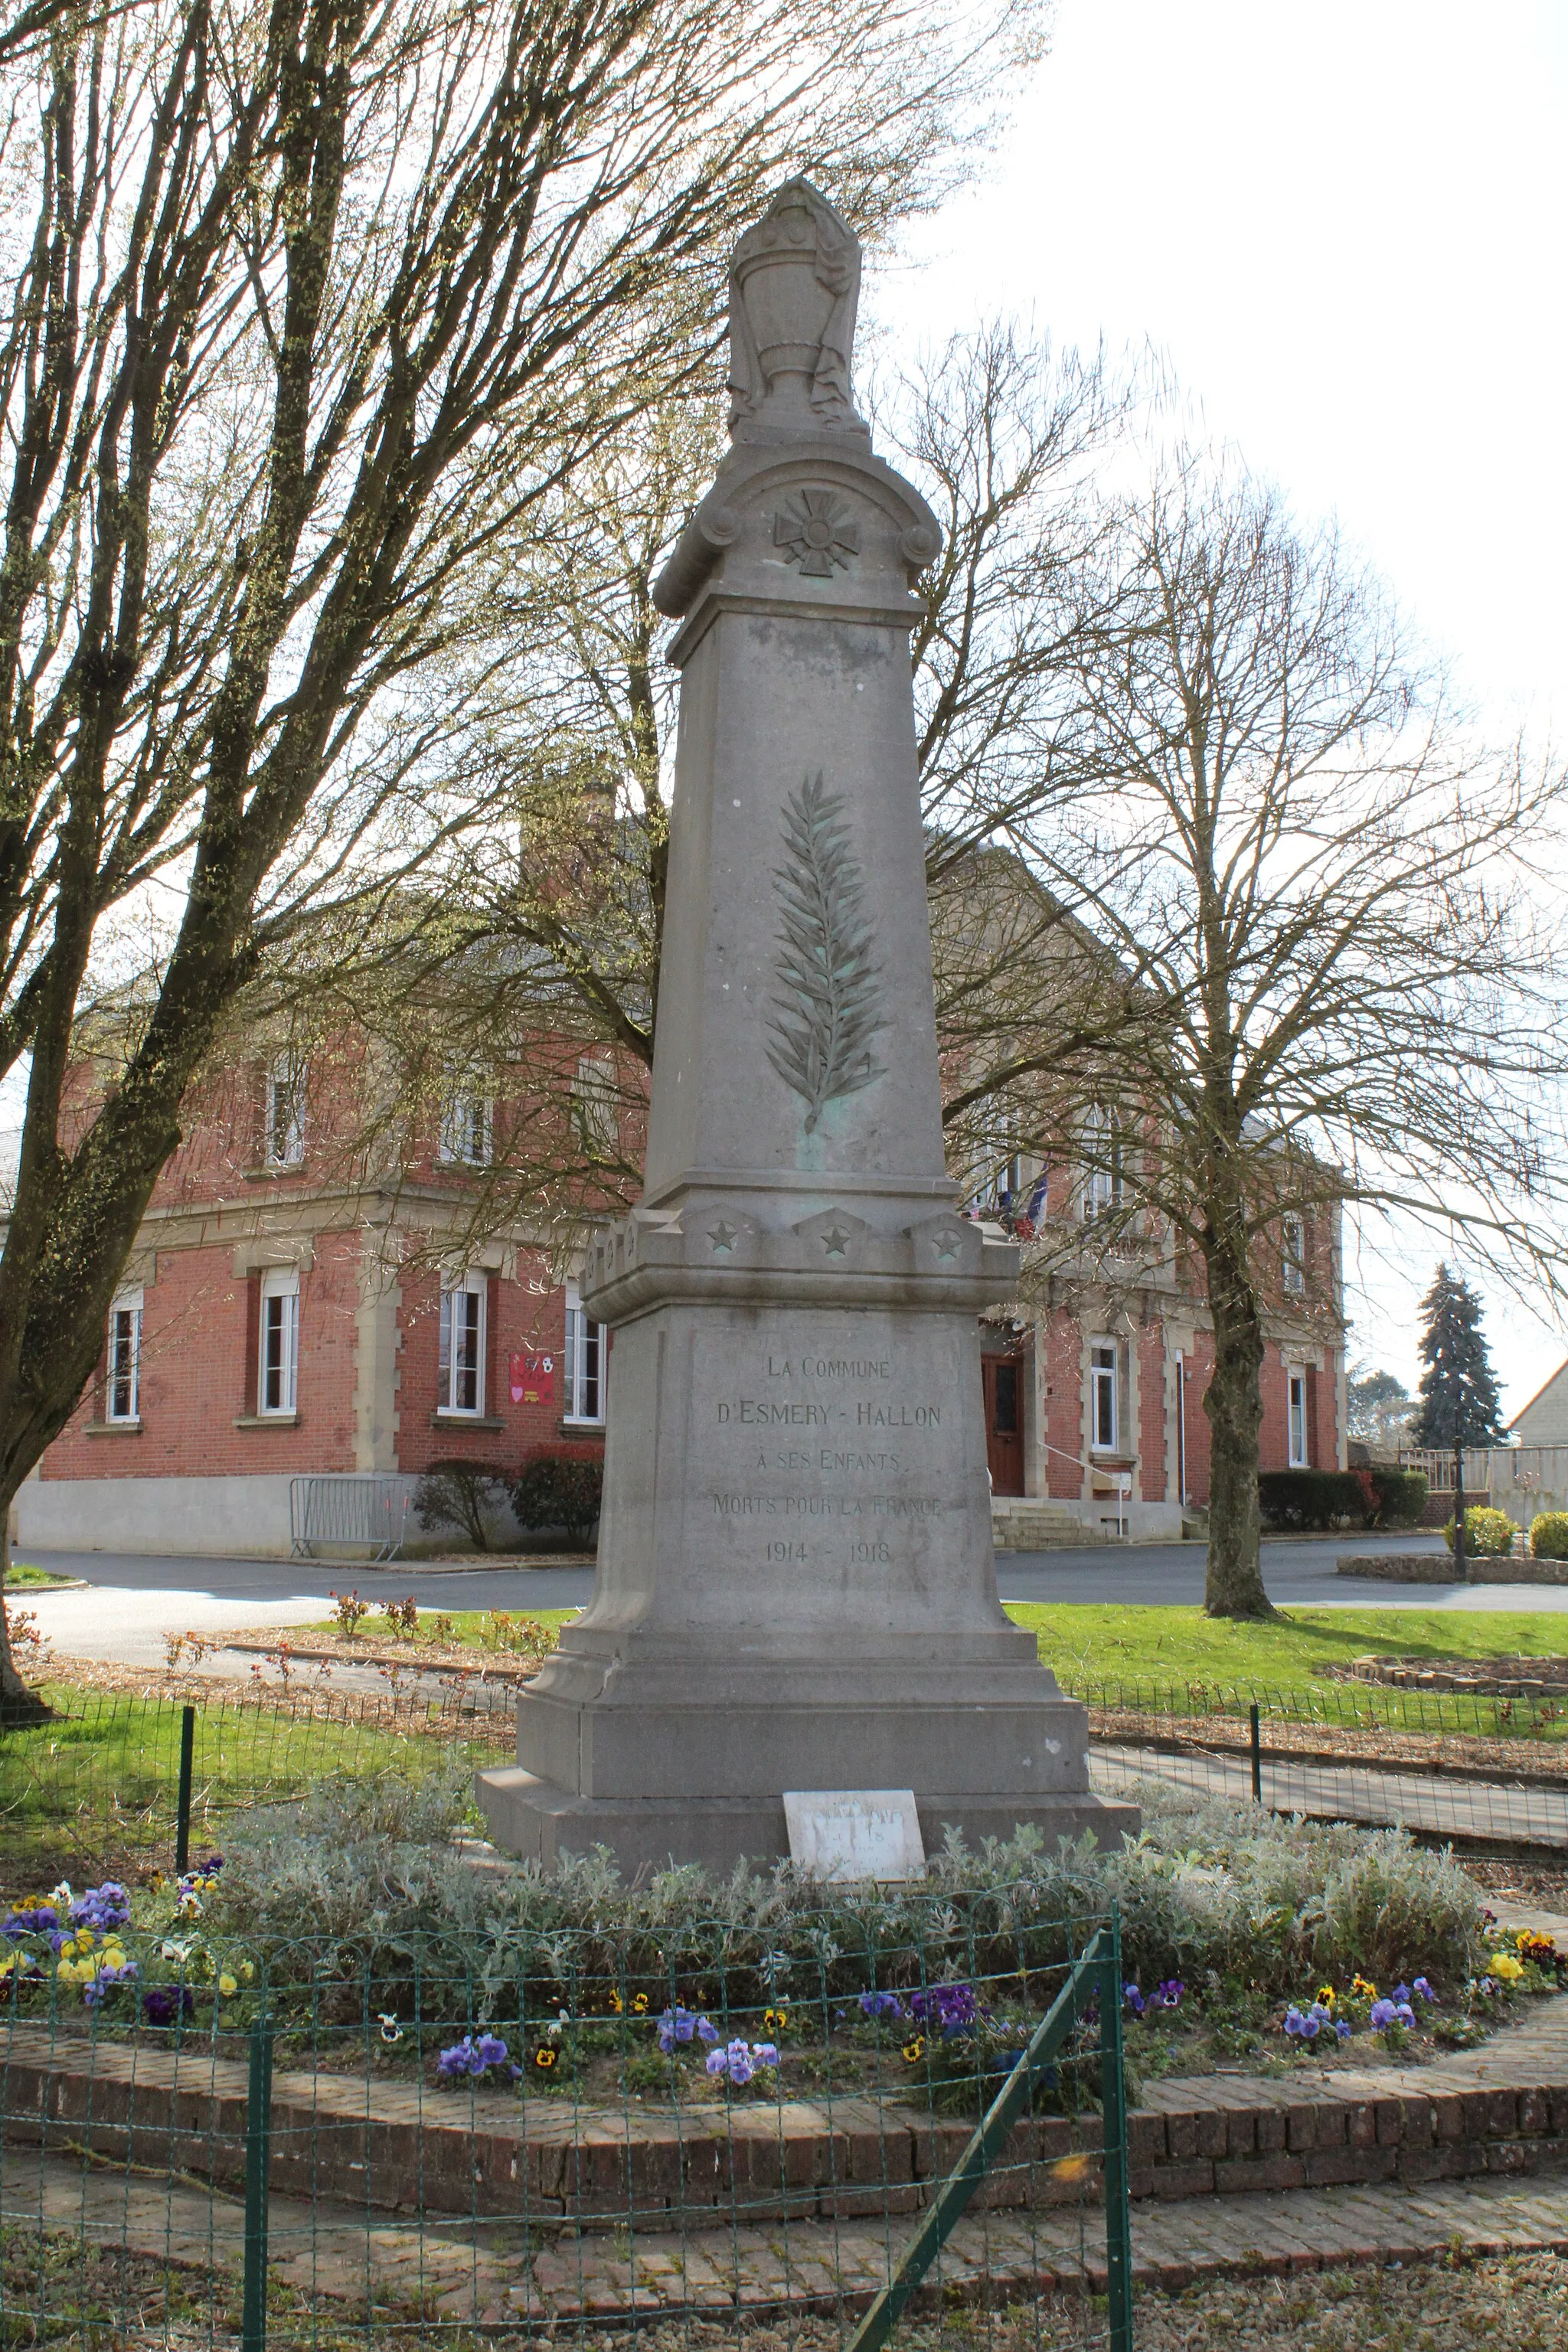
477, 181, 1135, 1872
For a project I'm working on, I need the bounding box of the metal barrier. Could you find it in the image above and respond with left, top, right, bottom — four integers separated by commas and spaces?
849, 1917, 1132, 2352
0, 1897, 1129, 2349
1078, 1678, 1568, 1852
289, 1474, 408, 1560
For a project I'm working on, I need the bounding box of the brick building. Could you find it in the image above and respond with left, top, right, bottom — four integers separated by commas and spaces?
972, 1151, 1345, 1543
15, 1024, 1344, 1556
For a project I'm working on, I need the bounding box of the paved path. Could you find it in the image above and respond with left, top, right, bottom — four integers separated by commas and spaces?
15, 1553, 592, 1675
6, 2147, 1568, 2326
1094, 1740, 1568, 1847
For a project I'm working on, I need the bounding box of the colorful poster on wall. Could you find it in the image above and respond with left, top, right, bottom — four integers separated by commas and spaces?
511, 1351, 554, 1406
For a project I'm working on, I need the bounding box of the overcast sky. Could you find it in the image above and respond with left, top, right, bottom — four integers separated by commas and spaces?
875, 0, 1568, 1417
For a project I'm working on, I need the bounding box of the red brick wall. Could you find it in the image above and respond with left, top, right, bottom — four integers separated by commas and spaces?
1138, 1326, 1167, 1501
1042, 1318, 1086, 1498
396, 1256, 603, 1475
44, 1232, 361, 1479
1178, 1333, 1214, 1508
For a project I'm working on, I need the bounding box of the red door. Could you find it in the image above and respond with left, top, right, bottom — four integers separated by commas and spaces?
981, 1354, 1025, 1494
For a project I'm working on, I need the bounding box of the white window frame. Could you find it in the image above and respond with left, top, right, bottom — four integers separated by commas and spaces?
1282, 1214, 1306, 1296
265, 1058, 306, 1168
571, 1054, 619, 1158
258, 1266, 299, 1416
1089, 1341, 1119, 1453
1288, 1369, 1309, 1467
1081, 1107, 1123, 1222
438, 1272, 487, 1416
106, 1288, 142, 1422
438, 1081, 493, 1168
564, 1281, 606, 1426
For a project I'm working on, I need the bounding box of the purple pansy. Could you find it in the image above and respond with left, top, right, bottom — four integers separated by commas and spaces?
141, 1985, 194, 2027
436, 2033, 517, 2082
909, 1983, 979, 2037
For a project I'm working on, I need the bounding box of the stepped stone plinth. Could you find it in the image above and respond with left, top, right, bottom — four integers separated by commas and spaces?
476, 180, 1135, 1874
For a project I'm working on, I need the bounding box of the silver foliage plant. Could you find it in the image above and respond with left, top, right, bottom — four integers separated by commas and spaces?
209, 1769, 1487, 2012
766, 773, 887, 1131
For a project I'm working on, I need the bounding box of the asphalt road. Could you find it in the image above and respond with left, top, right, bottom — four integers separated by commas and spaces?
15, 1530, 1568, 1676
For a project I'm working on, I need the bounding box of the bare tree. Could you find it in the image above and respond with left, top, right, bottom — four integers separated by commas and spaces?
957, 454, 1568, 1618
0, 0, 1052, 1711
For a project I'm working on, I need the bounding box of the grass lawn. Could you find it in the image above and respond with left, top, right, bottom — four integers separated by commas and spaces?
309, 1598, 1568, 1692
8, 1561, 80, 1588
0, 1684, 511, 1886
1008, 1602, 1568, 1707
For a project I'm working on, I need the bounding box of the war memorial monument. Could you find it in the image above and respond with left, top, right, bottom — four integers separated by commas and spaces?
478, 181, 1134, 1873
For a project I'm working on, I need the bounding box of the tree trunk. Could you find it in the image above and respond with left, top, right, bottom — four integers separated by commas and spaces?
1202, 1240, 1277, 1621
0, 1489, 51, 1724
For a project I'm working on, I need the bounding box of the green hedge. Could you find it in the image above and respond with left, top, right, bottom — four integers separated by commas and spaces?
1364, 1465, 1429, 1528
1531, 1511, 1568, 1560
1257, 1469, 1372, 1532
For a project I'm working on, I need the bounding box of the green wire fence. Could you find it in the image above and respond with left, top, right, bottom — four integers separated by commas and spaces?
0, 1888, 1132, 2350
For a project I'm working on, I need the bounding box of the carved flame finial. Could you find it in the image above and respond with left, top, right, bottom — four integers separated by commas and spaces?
727, 179, 867, 442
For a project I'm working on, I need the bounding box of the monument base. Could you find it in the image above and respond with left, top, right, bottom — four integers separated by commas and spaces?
475, 1764, 1137, 1877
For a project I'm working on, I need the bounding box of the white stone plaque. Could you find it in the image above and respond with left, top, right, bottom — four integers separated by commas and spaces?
782, 1788, 926, 1883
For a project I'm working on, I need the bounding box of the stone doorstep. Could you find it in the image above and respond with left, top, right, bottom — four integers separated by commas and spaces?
5, 2000, 1568, 2228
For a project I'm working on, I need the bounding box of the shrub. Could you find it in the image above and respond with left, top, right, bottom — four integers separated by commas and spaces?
413, 1460, 509, 1552
1442, 1506, 1515, 1557
1257, 1469, 1372, 1532
511, 1448, 603, 1545
1364, 1465, 1429, 1528
1531, 1512, 1568, 1560
207, 1774, 1488, 2020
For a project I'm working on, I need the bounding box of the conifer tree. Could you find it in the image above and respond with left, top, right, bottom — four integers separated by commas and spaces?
1413, 1265, 1508, 1449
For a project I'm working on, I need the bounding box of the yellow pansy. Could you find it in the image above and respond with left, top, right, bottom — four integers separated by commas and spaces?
218, 1973, 237, 1998
1490, 1952, 1524, 1982
240, 1960, 254, 1982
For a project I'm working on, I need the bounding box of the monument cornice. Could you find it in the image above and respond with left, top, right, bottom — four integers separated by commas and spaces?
654, 437, 940, 620
642, 1166, 959, 1207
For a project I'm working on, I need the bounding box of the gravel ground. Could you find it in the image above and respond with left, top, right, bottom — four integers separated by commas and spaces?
1465, 1857, 1568, 1912
769, 2254, 1568, 2349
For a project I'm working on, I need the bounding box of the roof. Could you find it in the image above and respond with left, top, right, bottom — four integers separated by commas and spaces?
1508, 1356, 1568, 1432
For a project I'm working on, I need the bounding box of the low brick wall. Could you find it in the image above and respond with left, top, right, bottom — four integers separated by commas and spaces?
5, 2023, 1567, 2226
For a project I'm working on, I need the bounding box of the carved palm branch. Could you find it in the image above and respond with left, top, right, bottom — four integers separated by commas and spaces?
766, 773, 887, 1132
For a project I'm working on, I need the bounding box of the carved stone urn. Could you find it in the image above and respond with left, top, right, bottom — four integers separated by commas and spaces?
727, 176, 864, 436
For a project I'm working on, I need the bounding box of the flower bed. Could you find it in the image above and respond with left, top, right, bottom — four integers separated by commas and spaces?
3, 1766, 1560, 2102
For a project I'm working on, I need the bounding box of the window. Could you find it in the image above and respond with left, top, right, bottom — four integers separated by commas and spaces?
1288, 1370, 1309, 1466
564, 1282, 606, 1425
1081, 1107, 1123, 1221
439, 1274, 487, 1415
258, 1268, 299, 1415
106, 1289, 142, 1422
571, 1054, 618, 1158
439, 1080, 492, 1167
1282, 1214, 1306, 1296
1089, 1343, 1119, 1452
265, 1059, 305, 1168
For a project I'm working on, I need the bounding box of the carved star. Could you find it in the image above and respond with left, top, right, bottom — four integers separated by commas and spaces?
932, 1230, 961, 1262
707, 1220, 738, 1253
773, 489, 859, 579
821, 1223, 851, 1257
